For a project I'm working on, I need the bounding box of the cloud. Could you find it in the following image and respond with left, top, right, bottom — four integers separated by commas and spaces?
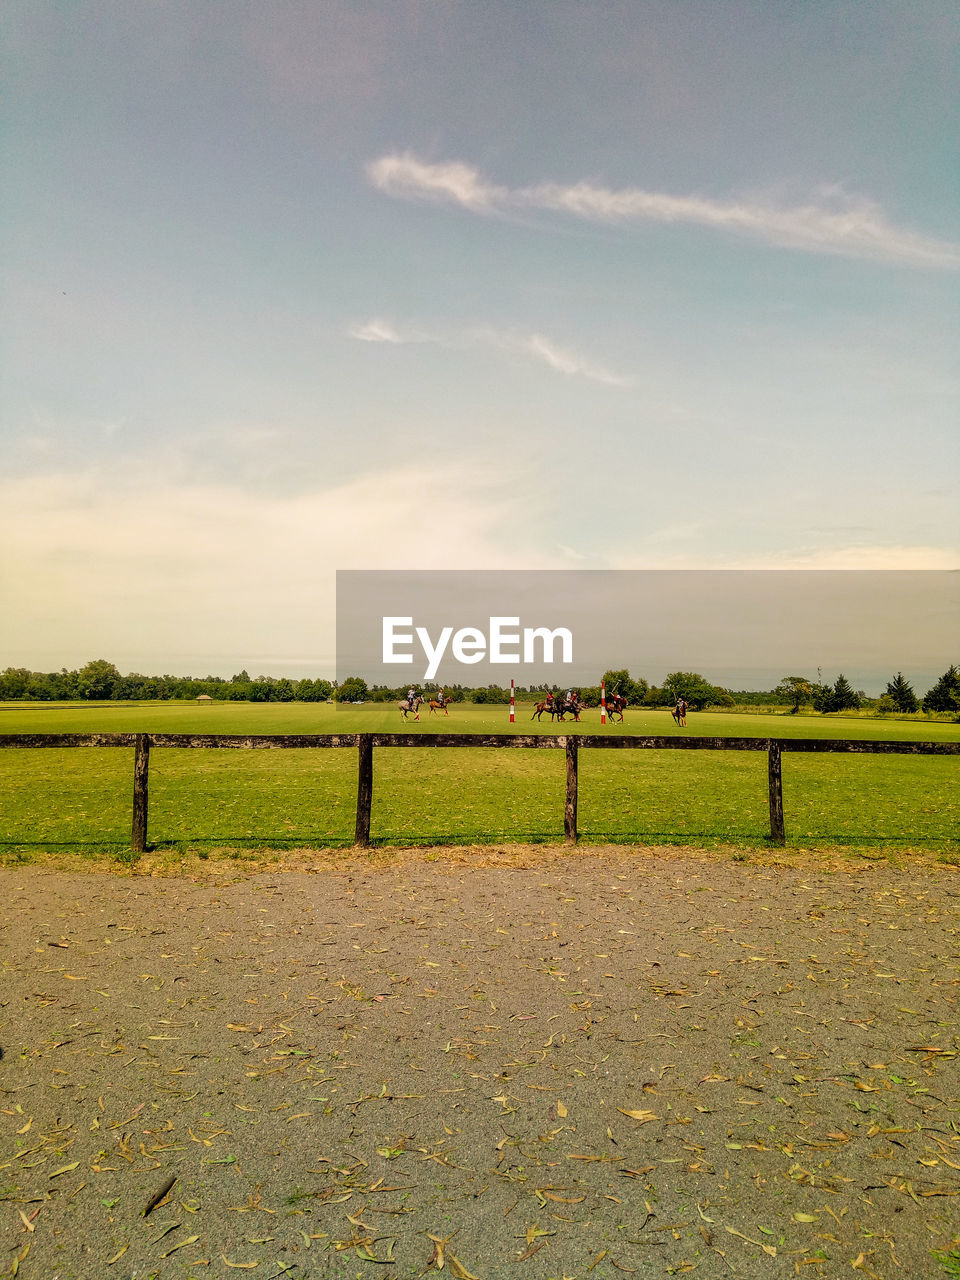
347, 317, 630, 386
347, 318, 411, 344
367, 153, 505, 213
369, 153, 960, 269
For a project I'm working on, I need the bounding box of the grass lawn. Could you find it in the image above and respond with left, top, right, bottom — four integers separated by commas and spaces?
0, 700, 956, 857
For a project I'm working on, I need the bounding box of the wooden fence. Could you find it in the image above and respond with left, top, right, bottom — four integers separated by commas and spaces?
1, 732, 957, 851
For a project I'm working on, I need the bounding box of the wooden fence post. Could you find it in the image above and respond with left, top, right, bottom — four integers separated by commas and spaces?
565, 736, 578, 844
768, 740, 785, 844
355, 734, 373, 846
132, 734, 150, 853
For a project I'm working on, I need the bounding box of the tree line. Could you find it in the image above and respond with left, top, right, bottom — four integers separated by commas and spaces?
3, 659, 956, 715
0, 661, 332, 704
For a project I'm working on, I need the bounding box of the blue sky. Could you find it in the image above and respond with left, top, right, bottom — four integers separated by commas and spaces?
1, 2, 957, 681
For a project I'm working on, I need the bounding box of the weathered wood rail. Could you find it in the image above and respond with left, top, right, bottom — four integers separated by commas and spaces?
0, 733, 956, 851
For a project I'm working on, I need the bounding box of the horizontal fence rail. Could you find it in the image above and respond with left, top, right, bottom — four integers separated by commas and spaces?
0, 733, 957, 851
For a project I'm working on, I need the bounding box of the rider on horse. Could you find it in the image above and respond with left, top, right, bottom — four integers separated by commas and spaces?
435, 688, 446, 708
406, 685, 418, 711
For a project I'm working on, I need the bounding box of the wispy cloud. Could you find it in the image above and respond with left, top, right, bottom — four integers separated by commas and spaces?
348, 318, 412, 344
368, 153, 960, 269
347, 317, 629, 386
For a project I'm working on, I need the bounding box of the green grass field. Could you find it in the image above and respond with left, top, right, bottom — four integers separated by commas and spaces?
0, 700, 957, 856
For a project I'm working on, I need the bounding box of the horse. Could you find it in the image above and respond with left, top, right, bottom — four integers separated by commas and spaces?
671, 700, 687, 727
605, 694, 627, 722
428, 699, 450, 716
531, 699, 561, 722
555, 696, 583, 723
398, 696, 424, 721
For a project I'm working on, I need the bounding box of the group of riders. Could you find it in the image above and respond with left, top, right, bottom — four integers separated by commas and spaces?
398, 686, 690, 726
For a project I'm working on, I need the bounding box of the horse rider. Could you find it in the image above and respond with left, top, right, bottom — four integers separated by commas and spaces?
406, 685, 418, 711
436, 688, 445, 708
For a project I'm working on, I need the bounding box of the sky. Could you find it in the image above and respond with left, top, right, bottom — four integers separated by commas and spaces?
1, 1, 958, 687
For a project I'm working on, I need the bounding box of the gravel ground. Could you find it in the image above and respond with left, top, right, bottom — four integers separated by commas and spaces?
1, 847, 958, 1280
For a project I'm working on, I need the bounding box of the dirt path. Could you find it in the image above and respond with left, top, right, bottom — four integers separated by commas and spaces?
1, 848, 958, 1279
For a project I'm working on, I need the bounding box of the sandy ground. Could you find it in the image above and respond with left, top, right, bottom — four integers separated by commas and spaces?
1, 846, 958, 1280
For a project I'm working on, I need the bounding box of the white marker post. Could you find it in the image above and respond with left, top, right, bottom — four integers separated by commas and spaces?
601, 680, 606, 726
509, 679, 515, 724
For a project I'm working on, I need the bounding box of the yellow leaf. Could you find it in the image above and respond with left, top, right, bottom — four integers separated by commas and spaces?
160, 1235, 200, 1258
16, 1118, 32, 1135
220, 1257, 259, 1269
724, 1226, 763, 1246
49, 1162, 80, 1179
449, 1256, 480, 1280
617, 1109, 658, 1123
105, 1243, 128, 1265
793, 1212, 818, 1222
557, 1101, 567, 1117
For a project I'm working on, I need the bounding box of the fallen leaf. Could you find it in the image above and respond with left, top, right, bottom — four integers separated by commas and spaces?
160, 1235, 200, 1258
616, 1109, 658, 1123
449, 1255, 480, 1279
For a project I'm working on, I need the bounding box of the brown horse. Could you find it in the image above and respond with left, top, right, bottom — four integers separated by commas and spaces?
555, 696, 583, 723
398, 696, 423, 721
605, 694, 627, 722
428, 699, 450, 716
531, 699, 561, 722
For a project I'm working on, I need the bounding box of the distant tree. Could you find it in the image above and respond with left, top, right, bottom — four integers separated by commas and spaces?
662, 672, 720, 711
923, 664, 960, 713
0, 668, 32, 699
830, 673, 861, 711
295, 678, 332, 702
77, 659, 121, 700
471, 685, 510, 704
335, 676, 368, 702
884, 672, 918, 713
776, 675, 813, 714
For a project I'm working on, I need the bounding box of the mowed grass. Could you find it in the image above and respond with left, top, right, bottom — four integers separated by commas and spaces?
0, 700, 957, 855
